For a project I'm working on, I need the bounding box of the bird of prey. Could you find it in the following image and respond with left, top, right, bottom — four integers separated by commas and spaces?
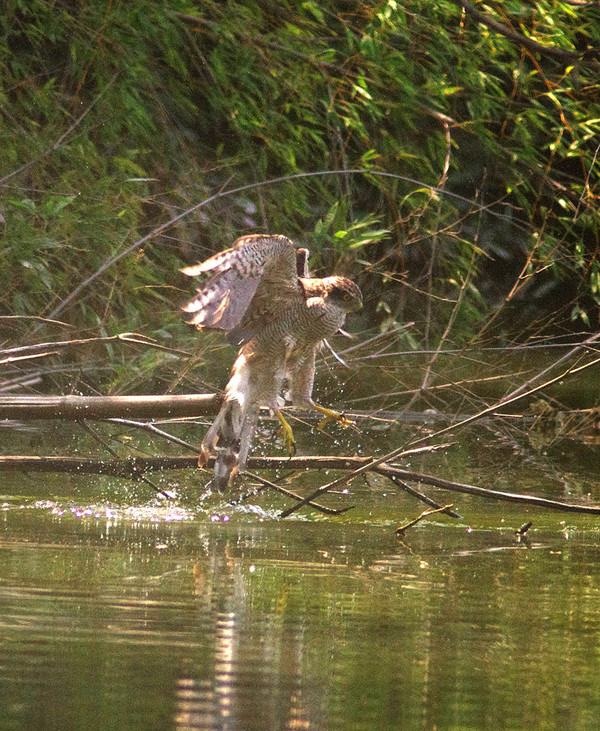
181, 234, 362, 490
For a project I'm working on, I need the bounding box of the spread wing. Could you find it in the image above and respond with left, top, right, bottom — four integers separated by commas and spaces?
181, 234, 307, 344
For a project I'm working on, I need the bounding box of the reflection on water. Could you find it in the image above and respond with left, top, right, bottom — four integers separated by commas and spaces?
1, 489, 600, 730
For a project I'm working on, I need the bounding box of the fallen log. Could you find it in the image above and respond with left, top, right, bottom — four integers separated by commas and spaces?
0, 393, 219, 420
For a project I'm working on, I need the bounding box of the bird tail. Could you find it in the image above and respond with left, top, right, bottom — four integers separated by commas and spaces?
200, 399, 259, 491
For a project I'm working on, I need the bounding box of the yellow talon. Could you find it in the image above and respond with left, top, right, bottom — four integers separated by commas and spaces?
314, 404, 354, 430
276, 411, 297, 455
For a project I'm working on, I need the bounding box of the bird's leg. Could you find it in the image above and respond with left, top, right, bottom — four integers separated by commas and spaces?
275, 410, 297, 456
313, 404, 354, 430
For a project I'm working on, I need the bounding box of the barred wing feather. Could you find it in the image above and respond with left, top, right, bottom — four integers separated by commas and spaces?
181, 235, 304, 339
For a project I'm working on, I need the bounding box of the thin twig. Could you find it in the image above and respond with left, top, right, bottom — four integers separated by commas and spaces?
499, 332, 600, 403
0, 351, 58, 366
0, 315, 74, 328
322, 339, 350, 368
423, 116, 452, 350
396, 505, 455, 536
515, 521, 533, 536
379, 464, 600, 514
108, 417, 208, 452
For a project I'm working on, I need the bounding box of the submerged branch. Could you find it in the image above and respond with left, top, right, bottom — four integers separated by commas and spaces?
382, 474, 462, 519
1, 454, 599, 516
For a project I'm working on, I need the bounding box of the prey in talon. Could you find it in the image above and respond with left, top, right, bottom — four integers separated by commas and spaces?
181, 234, 362, 490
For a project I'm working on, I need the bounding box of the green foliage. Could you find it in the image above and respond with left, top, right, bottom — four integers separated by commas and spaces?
1, 0, 599, 389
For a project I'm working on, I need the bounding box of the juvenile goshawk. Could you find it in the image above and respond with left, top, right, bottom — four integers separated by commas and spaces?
181, 234, 362, 490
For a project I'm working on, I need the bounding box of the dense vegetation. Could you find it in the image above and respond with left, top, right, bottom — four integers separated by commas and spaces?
1, 0, 599, 394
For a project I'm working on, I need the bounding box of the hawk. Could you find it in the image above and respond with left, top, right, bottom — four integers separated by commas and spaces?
181, 234, 362, 490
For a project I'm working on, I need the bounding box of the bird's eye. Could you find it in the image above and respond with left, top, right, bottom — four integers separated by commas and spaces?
343, 293, 352, 301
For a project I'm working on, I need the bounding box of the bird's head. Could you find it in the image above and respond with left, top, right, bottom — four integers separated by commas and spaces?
321, 276, 363, 313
